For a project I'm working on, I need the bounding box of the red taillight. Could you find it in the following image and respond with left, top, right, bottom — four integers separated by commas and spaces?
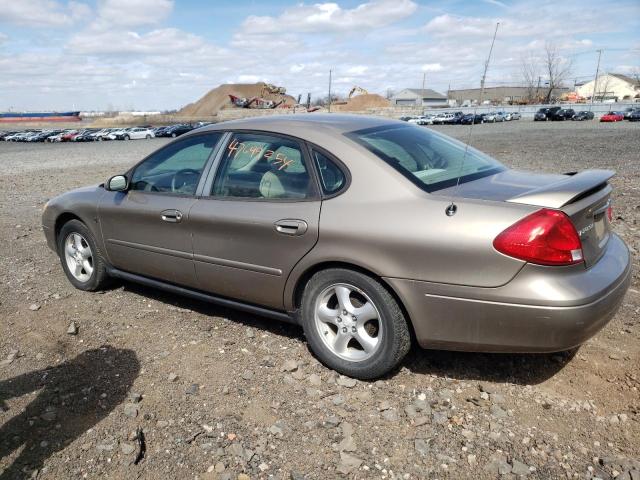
607, 205, 613, 222
493, 209, 583, 266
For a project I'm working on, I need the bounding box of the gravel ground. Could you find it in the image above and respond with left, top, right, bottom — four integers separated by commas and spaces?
1, 120, 639, 480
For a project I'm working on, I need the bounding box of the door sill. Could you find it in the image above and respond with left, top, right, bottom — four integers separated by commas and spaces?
106, 267, 297, 324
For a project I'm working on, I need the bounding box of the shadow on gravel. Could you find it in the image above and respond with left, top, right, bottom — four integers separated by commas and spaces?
0, 346, 139, 479
122, 282, 304, 340
118, 282, 573, 386
402, 347, 577, 385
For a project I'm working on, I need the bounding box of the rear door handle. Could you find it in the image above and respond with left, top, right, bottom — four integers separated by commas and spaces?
161, 209, 183, 223
275, 219, 308, 236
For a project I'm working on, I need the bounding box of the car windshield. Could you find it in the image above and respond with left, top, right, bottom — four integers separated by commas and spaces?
346, 124, 505, 193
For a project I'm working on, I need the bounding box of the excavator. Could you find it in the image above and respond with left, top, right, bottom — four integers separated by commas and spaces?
348, 86, 369, 98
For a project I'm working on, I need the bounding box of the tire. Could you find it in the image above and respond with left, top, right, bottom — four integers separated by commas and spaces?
98, 136, 103, 141
300, 268, 411, 379
57, 219, 111, 291
146, 134, 151, 139
171, 133, 177, 138
124, 135, 130, 140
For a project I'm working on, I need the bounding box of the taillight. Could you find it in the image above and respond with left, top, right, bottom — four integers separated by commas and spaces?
607, 204, 613, 222
493, 209, 583, 266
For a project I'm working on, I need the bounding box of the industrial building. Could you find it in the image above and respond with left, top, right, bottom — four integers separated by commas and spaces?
448, 86, 570, 105
390, 88, 447, 106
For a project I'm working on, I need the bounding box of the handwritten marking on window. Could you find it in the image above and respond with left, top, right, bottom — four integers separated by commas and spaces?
228, 139, 294, 170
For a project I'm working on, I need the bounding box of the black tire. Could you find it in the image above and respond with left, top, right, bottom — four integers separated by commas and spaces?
171, 133, 177, 138
57, 219, 111, 291
124, 135, 130, 140
300, 268, 411, 379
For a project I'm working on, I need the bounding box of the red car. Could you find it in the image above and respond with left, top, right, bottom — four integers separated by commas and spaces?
600, 112, 624, 122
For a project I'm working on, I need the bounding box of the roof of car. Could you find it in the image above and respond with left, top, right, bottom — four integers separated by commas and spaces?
199, 114, 399, 136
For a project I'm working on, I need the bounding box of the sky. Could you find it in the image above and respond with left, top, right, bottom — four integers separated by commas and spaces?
0, 0, 638, 111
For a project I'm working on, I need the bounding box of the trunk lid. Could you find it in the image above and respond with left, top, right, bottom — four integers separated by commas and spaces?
437, 169, 615, 267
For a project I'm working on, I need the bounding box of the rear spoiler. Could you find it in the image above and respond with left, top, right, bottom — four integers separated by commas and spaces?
507, 169, 615, 208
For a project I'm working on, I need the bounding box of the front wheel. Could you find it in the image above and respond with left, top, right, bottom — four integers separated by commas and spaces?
123, 135, 130, 140
57, 219, 111, 291
300, 268, 411, 379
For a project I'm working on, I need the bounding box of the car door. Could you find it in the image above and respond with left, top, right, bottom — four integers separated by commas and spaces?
98, 132, 223, 287
189, 131, 322, 309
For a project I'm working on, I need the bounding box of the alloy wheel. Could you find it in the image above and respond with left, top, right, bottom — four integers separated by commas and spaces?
314, 283, 382, 362
64, 232, 93, 282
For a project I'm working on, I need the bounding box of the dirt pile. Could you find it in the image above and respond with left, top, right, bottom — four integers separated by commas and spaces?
332, 93, 390, 112
178, 83, 297, 117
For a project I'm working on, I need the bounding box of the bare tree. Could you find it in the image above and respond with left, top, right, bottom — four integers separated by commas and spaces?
542, 42, 572, 103
520, 52, 540, 103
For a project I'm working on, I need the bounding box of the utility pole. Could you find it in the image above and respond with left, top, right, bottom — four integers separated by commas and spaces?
590, 49, 603, 110
479, 22, 500, 100
421, 72, 426, 106
327, 69, 332, 113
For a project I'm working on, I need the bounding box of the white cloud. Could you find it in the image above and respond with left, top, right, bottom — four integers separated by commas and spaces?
346, 65, 368, 75
0, 0, 90, 27
97, 0, 174, 27
0, 33, 8, 45
240, 0, 417, 34
67, 28, 205, 55
425, 14, 499, 38
421, 63, 443, 72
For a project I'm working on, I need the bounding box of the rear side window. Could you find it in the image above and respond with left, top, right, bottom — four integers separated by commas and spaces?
212, 133, 314, 200
312, 150, 346, 195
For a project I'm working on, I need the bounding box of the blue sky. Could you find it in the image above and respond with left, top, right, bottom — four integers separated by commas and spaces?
0, 0, 638, 111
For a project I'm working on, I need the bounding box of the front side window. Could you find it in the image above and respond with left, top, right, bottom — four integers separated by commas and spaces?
346, 124, 505, 192
130, 133, 222, 195
212, 133, 313, 200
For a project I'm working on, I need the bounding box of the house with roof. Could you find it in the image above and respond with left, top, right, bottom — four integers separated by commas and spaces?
390, 88, 447, 106
576, 73, 640, 102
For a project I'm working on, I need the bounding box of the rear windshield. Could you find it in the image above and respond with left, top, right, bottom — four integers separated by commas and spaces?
345, 124, 505, 193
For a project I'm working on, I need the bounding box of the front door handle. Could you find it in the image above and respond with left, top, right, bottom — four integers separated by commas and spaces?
275, 219, 308, 236
161, 209, 183, 223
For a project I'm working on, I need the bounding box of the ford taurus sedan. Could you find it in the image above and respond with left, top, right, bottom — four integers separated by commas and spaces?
42, 115, 631, 379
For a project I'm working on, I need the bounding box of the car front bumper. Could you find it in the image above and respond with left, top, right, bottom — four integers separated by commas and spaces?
385, 234, 631, 353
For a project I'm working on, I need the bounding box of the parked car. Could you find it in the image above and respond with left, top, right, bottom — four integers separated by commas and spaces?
509, 112, 521, 120
42, 115, 631, 379
91, 129, 115, 141
628, 110, 640, 122
445, 112, 465, 125
107, 128, 131, 140
432, 113, 454, 125
156, 124, 194, 138
622, 107, 639, 119
408, 115, 433, 126
460, 113, 483, 125
534, 107, 561, 121
125, 127, 155, 140
61, 130, 80, 142
572, 111, 595, 121
484, 112, 504, 123
74, 130, 98, 142
399, 116, 414, 122
600, 112, 624, 122
0, 130, 18, 141
550, 108, 576, 121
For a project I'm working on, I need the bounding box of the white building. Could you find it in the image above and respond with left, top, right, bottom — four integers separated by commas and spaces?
391, 88, 447, 106
576, 73, 640, 102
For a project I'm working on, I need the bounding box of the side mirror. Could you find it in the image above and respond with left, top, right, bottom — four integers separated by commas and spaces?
106, 175, 128, 192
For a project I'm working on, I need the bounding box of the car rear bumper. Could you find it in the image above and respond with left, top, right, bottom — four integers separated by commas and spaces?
385, 234, 631, 353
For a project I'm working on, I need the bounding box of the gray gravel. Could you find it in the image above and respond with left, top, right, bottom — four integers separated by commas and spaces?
1, 120, 639, 479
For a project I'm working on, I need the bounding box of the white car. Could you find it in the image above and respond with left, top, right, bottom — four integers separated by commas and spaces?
432, 113, 454, 125
109, 127, 155, 140
408, 115, 434, 126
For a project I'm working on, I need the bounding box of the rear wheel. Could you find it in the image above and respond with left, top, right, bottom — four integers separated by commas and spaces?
124, 135, 130, 140
57, 219, 111, 291
146, 134, 151, 139
300, 268, 411, 379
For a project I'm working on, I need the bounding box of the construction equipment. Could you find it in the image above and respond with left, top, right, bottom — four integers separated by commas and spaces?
262, 83, 287, 96
228, 95, 284, 109
348, 86, 369, 98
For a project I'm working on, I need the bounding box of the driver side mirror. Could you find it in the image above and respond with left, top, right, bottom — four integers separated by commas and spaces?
106, 175, 128, 192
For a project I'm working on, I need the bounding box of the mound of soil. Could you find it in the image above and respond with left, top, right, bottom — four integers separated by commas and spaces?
179, 83, 297, 117
332, 93, 390, 112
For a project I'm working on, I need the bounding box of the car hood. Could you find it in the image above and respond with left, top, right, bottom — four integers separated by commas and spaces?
437, 169, 614, 208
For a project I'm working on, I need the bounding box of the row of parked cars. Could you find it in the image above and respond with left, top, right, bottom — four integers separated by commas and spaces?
534, 106, 640, 122
402, 111, 522, 126
0, 123, 208, 143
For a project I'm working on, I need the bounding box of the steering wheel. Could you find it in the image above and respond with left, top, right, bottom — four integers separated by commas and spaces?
171, 168, 200, 193
143, 181, 160, 192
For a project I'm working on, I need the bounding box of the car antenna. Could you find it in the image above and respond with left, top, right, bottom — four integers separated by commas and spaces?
446, 21, 499, 217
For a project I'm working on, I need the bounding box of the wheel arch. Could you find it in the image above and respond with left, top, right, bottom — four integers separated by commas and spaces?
54, 212, 84, 242
289, 260, 417, 343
